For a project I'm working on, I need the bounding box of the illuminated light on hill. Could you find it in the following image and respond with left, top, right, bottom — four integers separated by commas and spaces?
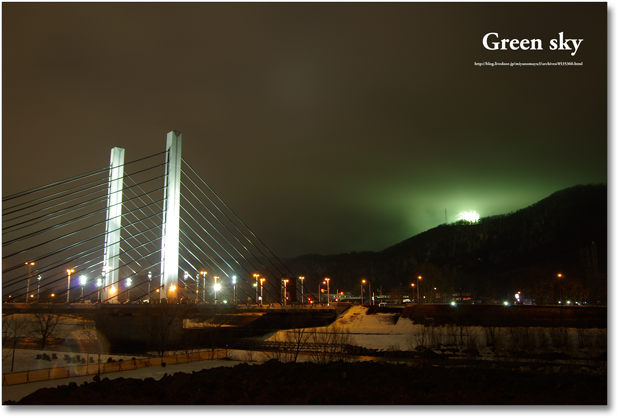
457, 210, 480, 224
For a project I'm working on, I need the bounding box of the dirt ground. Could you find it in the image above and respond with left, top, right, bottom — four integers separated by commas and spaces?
5, 358, 606, 405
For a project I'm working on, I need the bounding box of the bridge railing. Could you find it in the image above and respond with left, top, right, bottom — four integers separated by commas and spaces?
2, 349, 227, 386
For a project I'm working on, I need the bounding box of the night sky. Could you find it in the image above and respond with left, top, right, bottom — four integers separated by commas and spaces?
2, 3, 607, 258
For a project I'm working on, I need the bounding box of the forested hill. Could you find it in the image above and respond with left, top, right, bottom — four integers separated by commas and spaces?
287, 184, 607, 304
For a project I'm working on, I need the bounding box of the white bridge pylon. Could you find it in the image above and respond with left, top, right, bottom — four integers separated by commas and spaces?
102, 131, 182, 302
160, 131, 182, 300
103, 146, 125, 303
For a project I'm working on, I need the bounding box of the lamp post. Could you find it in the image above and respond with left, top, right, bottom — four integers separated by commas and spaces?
37, 275, 41, 302
368, 280, 372, 305
97, 278, 103, 303
232, 276, 237, 304
283, 279, 289, 305
361, 280, 365, 305
417, 276, 422, 304
147, 272, 152, 303
558, 273, 563, 324
253, 273, 260, 304
66, 269, 74, 303
126, 278, 132, 302
324, 278, 330, 306
80, 276, 87, 301
25, 262, 35, 302
260, 278, 265, 306
184, 272, 190, 302
200, 271, 208, 303
299, 276, 305, 305
214, 276, 220, 303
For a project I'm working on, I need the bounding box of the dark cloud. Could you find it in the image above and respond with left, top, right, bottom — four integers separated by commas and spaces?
2, 3, 606, 257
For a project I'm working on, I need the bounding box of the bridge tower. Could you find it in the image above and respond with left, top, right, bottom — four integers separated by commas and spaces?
103, 147, 125, 303
160, 131, 182, 300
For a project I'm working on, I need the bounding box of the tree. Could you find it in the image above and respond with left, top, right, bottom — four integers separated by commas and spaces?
200, 313, 234, 351
3, 314, 30, 371
30, 306, 61, 349
147, 304, 185, 357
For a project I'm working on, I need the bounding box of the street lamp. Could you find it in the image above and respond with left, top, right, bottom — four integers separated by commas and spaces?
232, 276, 237, 304
417, 276, 422, 304
260, 278, 265, 306
558, 273, 563, 324
25, 262, 35, 302
97, 278, 103, 302
324, 278, 330, 306
126, 278, 132, 302
299, 276, 305, 306
37, 275, 42, 302
184, 272, 190, 300
200, 271, 208, 303
147, 272, 152, 303
283, 279, 289, 305
557, 273, 563, 305
80, 275, 87, 301
361, 279, 365, 305
214, 276, 220, 303
66, 269, 75, 303
253, 273, 260, 304
214, 276, 221, 304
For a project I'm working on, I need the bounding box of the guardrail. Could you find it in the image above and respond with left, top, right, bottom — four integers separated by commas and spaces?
2, 349, 227, 386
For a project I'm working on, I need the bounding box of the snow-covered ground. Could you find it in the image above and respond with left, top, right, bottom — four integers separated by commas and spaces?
266, 305, 607, 360
3, 305, 606, 404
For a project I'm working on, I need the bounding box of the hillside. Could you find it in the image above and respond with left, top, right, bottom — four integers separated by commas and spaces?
287, 184, 607, 305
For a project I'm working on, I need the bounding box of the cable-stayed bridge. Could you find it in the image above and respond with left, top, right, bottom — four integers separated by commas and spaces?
2, 131, 323, 312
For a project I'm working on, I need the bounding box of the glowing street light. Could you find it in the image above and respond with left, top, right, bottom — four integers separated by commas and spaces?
299, 276, 305, 306
97, 278, 103, 302
232, 276, 237, 304
147, 272, 152, 303
324, 278, 330, 306
79, 275, 87, 301
282, 279, 289, 305
37, 275, 42, 302
558, 273, 563, 324
126, 278, 132, 302
361, 279, 366, 305
214, 280, 221, 304
214, 276, 220, 303
66, 269, 75, 303
253, 273, 260, 304
260, 278, 265, 306
417, 276, 422, 304
200, 271, 208, 303
25, 262, 35, 302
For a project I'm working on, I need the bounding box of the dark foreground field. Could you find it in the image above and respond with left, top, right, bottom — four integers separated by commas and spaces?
5, 359, 606, 405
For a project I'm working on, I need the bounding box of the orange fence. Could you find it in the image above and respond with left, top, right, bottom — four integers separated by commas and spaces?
2, 349, 227, 386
